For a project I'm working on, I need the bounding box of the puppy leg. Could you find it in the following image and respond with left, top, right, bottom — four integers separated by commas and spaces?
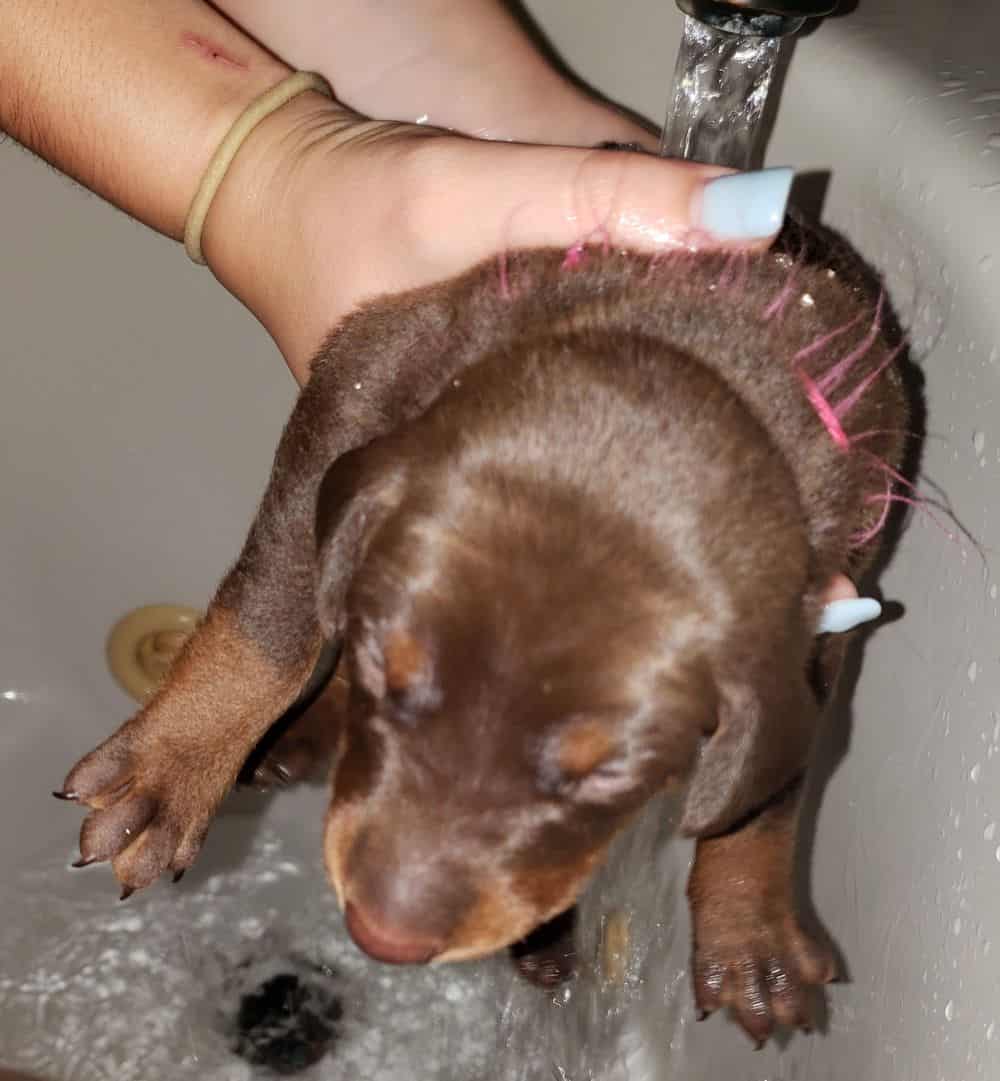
60, 581, 325, 894
59, 387, 352, 892
686, 779, 836, 1046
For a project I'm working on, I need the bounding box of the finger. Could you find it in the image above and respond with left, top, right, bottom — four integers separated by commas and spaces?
817, 597, 882, 634
410, 140, 794, 268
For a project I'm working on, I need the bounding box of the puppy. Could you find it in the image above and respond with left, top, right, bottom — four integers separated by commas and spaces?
58, 223, 909, 1045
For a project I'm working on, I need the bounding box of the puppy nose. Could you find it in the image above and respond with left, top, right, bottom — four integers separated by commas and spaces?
344, 901, 444, 964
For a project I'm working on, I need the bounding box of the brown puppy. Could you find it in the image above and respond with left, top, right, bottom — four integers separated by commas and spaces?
58, 224, 909, 1045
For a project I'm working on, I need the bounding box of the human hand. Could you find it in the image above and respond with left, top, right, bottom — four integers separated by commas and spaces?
212, 0, 657, 149
202, 93, 795, 381
818, 577, 881, 634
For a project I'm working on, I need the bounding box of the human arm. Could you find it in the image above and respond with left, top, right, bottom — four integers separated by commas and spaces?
210, 0, 653, 147
3, 0, 787, 383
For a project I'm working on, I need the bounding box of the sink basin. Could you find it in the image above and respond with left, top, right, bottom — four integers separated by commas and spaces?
1, 0, 998, 1077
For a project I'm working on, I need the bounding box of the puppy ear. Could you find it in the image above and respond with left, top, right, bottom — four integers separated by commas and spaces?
680, 659, 818, 838
314, 447, 407, 639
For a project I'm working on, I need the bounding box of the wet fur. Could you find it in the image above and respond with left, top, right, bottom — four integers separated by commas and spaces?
60, 223, 911, 1046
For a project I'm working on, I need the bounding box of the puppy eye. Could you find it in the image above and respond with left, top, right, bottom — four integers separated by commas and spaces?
382, 680, 442, 725
382, 686, 420, 726
556, 759, 631, 803
551, 718, 619, 787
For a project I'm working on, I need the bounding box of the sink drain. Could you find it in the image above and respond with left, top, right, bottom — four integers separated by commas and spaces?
106, 604, 202, 703
221, 951, 345, 1077
233, 970, 343, 1076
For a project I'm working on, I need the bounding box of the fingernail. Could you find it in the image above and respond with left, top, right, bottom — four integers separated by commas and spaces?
817, 597, 882, 634
697, 167, 794, 239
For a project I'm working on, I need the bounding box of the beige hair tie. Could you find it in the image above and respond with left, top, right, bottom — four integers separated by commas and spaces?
184, 71, 333, 264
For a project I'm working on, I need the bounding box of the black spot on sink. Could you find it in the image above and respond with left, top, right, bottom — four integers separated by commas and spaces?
231, 969, 343, 1075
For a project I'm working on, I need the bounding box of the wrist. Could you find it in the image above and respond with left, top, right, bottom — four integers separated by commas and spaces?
199, 91, 360, 376
172, 61, 294, 242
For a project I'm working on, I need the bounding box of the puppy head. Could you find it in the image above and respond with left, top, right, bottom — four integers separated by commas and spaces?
313, 350, 817, 968
313, 429, 817, 966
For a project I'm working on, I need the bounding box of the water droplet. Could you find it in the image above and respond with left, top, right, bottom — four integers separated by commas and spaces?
945, 1000, 956, 1021
995, 844, 1000, 862
954, 917, 963, 936
968, 661, 979, 683
988, 1021, 996, 1041
970, 763, 982, 783
990, 584, 998, 600
985, 822, 996, 841
974, 430, 987, 454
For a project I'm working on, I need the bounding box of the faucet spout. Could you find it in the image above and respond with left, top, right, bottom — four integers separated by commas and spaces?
675, 0, 837, 38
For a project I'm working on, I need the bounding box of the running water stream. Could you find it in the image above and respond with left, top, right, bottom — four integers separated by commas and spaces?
660, 15, 786, 168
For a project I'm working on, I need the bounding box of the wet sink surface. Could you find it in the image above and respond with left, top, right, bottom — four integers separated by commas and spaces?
2, 1, 999, 1078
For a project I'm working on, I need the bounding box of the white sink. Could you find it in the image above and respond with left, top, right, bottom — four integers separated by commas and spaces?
1, 1, 998, 1077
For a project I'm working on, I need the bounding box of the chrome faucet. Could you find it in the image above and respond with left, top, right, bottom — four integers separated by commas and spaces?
675, 0, 837, 38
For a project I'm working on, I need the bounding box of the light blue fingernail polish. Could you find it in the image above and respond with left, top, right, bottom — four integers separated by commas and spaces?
817, 598, 883, 635
699, 167, 794, 239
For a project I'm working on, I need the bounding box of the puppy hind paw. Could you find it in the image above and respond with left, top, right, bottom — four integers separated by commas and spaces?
692, 916, 836, 1046
510, 909, 578, 989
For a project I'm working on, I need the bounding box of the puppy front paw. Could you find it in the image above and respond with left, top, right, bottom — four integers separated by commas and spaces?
691, 907, 836, 1046
57, 718, 233, 896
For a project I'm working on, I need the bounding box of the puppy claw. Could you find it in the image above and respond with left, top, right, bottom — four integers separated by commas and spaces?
71, 857, 96, 869
53, 790, 79, 802
172, 869, 186, 884
119, 886, 135, 902
251, 761, 293, 790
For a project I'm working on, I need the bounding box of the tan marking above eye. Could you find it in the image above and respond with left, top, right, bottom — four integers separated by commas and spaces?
557, 718, 619, 778
383, 628, 429, 694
